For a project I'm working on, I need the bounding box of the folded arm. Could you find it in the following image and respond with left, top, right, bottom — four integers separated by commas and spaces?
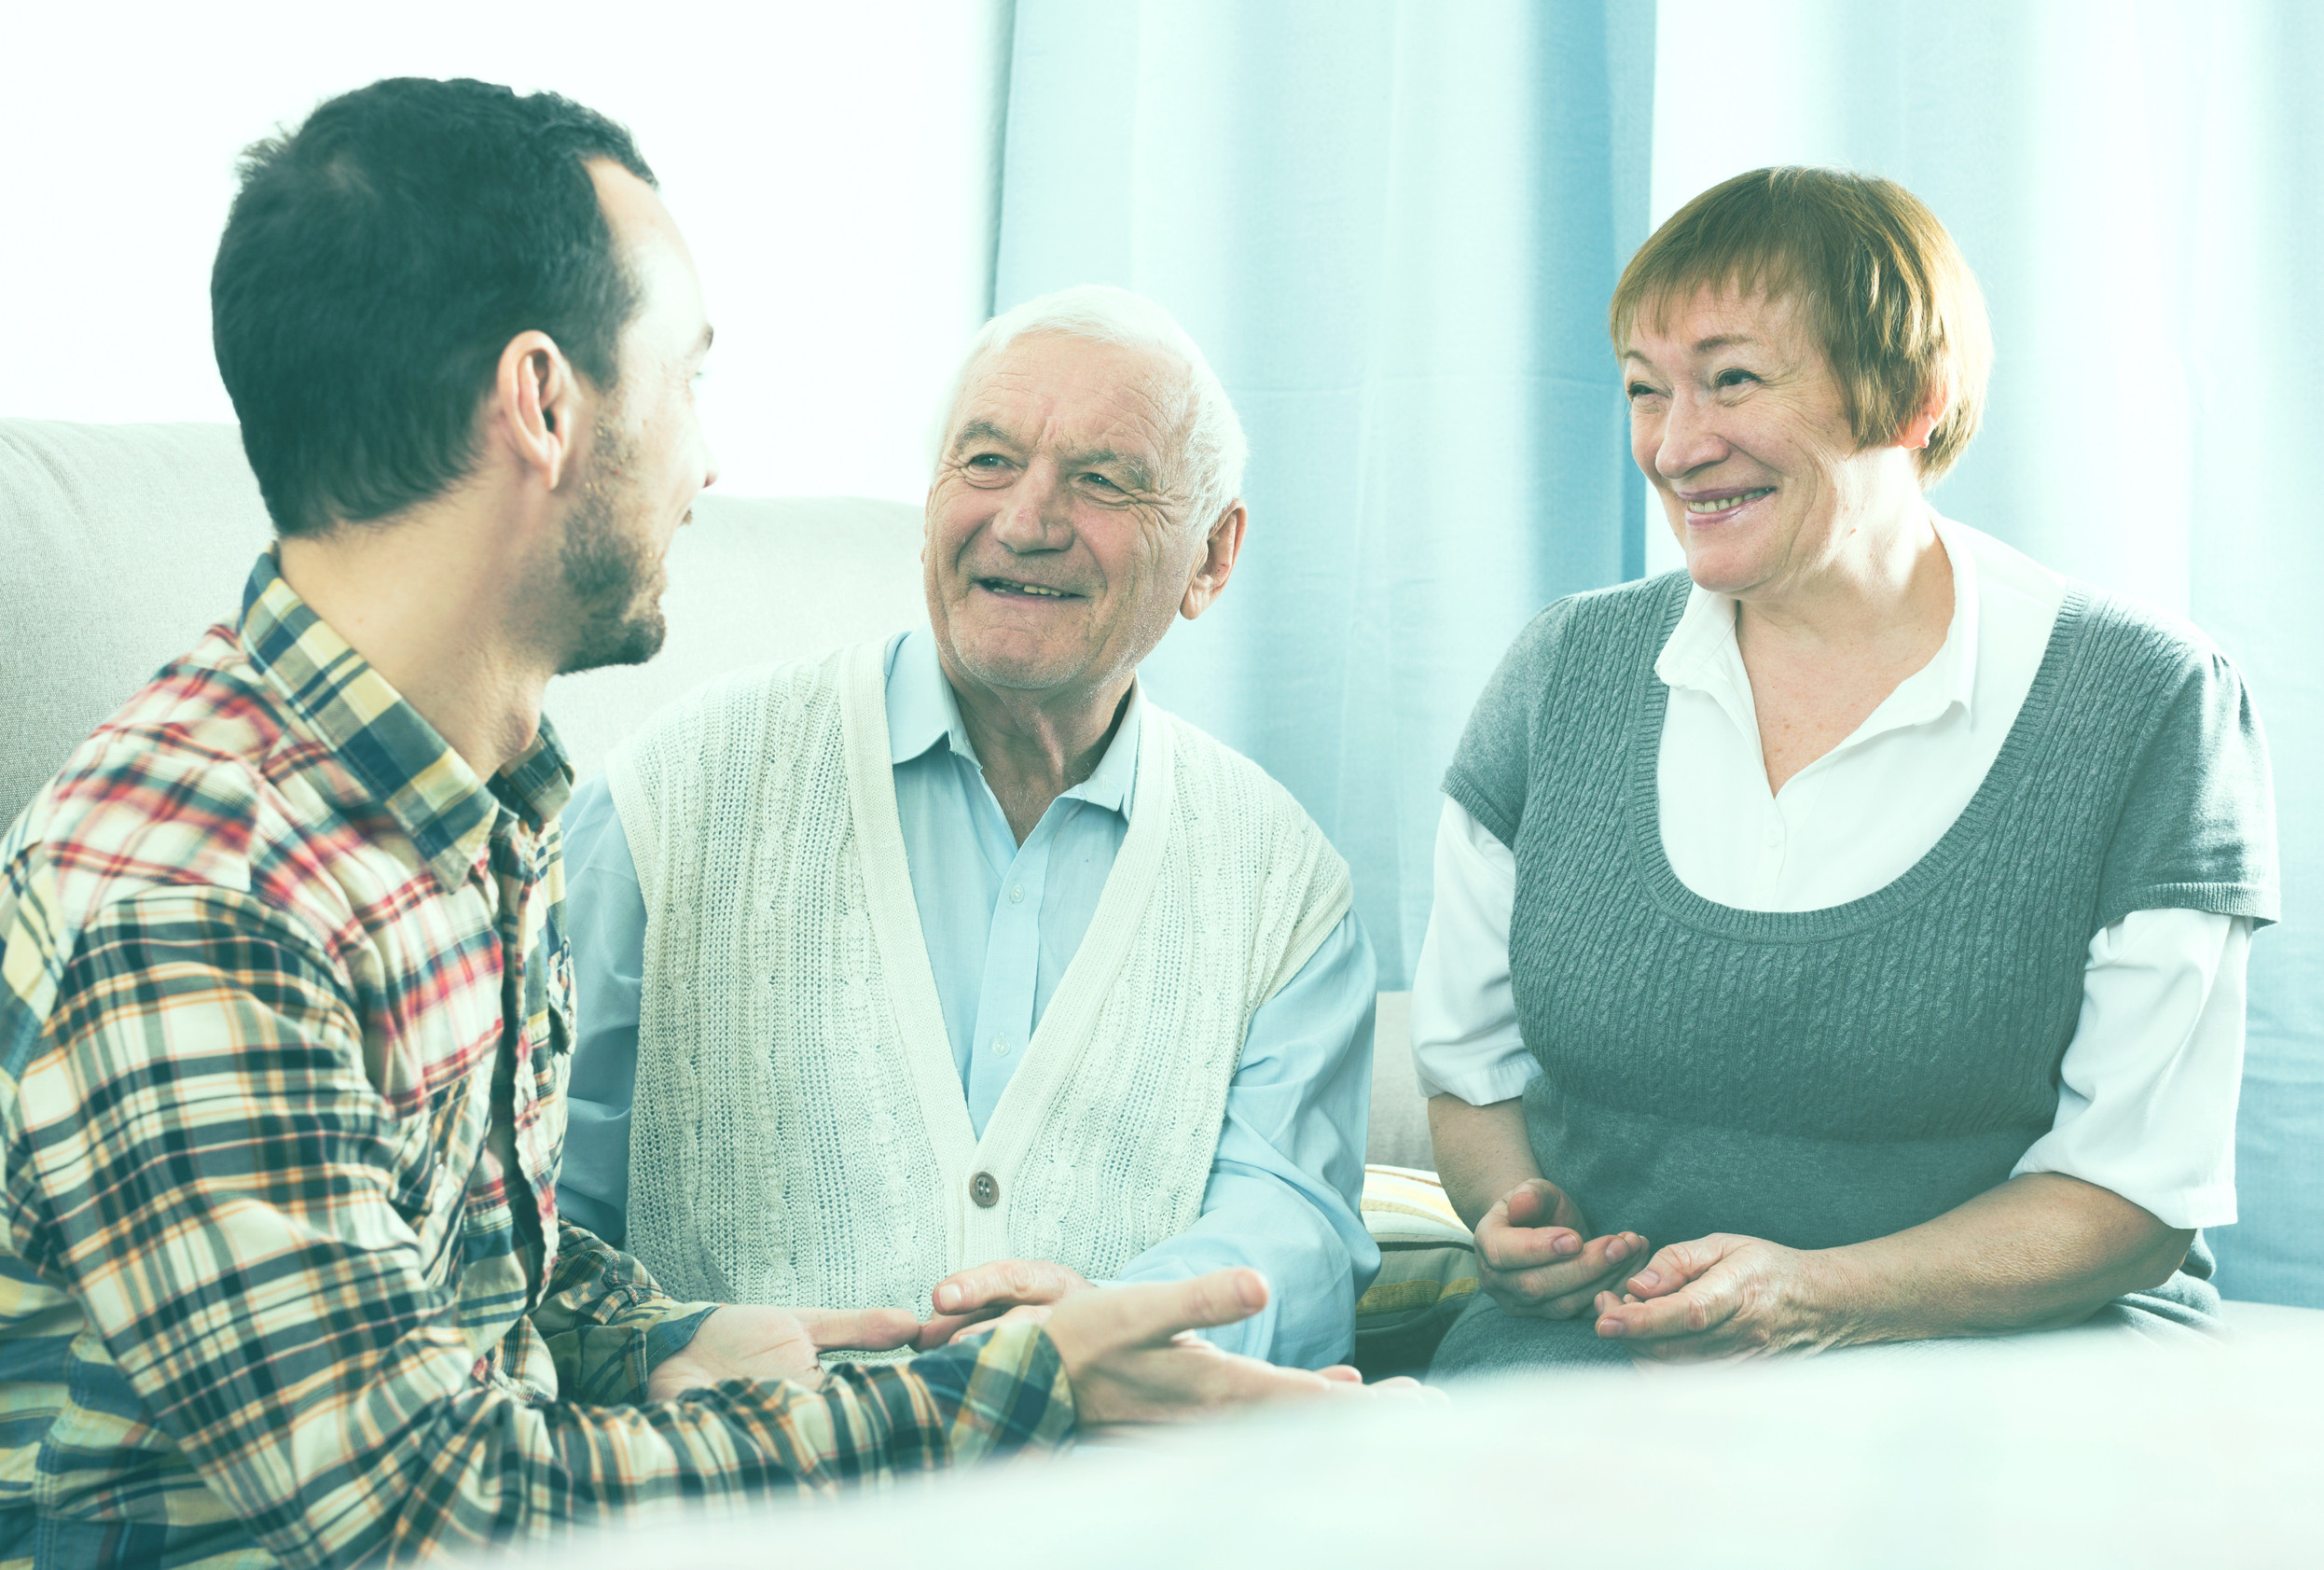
1597, 1174, 2192, 1357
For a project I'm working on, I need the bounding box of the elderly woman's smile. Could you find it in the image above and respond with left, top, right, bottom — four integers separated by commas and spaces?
1678, 487, 1773, 521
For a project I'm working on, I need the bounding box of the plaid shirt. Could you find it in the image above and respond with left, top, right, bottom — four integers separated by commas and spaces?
0, 554, 1074, 1568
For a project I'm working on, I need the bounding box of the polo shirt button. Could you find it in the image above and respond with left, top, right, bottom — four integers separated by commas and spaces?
970, 1171, 1001, 1208
1010, 884, 1026, 905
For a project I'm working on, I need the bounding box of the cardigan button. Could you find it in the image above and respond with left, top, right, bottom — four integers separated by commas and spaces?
969, 1171, 1001, 1209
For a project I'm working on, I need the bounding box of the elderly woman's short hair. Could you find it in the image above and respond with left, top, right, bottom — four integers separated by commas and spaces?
934, 285, 1249, 528
1610, 167, 1993, 487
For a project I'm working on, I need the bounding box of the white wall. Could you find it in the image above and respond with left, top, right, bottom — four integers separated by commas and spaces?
0, 0, 1012, 503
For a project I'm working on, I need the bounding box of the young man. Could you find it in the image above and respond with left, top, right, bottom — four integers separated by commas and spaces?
0, 77, 1376, 1567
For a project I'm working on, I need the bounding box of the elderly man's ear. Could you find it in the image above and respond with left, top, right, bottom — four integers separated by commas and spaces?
1180, 501, 1249, 620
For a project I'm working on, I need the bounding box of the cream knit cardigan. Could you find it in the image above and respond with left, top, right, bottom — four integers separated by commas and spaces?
603, 641, 1353, 1316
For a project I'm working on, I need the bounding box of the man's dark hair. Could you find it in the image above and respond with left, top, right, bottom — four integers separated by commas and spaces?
212, 77, 656, 536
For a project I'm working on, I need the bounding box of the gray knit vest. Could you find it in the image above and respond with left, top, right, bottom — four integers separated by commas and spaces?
1445, 571, 2277, 1332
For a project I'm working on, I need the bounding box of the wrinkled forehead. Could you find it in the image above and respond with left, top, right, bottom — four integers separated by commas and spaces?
951, 332, 1193, 457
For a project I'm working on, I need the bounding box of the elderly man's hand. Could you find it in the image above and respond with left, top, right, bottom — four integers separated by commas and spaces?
646, 1303, 923, 1399
1474, 1177, 1647, 1321
920, 1257, 1095, 1349
1590, 1232, 1836, 1361
1042, 1268, 1434, 1425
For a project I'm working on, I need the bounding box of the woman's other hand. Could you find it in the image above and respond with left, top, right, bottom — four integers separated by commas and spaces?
1475, 1177, 1648, 1320
1589, 1232, 1833, 1359
1592, 1177, 2193, 1360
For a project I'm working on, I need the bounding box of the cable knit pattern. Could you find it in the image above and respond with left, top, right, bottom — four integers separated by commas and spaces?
606, 642, 1351, 1319
1441, 571, 2276, 1348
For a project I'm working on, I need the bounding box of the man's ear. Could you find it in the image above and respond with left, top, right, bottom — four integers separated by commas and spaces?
1180, 500, 1248, 621
488, 331, 586, 492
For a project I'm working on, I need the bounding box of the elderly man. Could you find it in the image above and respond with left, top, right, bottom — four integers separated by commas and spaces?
0, 83, 1380, 1563
558, 287, 1380, 1368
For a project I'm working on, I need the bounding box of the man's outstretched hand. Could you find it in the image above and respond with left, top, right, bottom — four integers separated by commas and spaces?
1041, 1267, 1433, 1426
919, 1257, 1095, 1349
646, 1303, 923, 1400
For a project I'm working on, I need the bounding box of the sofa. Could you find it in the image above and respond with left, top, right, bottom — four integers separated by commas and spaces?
3, 419, 2315, 1375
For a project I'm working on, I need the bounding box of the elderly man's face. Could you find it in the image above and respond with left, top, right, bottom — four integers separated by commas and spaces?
924, 332, 1224, 702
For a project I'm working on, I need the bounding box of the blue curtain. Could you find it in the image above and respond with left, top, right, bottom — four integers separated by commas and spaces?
992, 0, 1656, 989
996, 0, 2320, 1307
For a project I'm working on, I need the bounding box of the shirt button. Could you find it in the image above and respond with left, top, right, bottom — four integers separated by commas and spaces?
991, 1037, 1011, 1057
970, 1171, 1001, 1208
1009, 884, 1026, 905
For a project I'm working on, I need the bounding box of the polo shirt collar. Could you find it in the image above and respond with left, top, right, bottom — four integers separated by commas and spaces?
238, 550, 572, 892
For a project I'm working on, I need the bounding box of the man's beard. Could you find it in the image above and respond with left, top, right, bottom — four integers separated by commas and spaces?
556, 421, 671, 675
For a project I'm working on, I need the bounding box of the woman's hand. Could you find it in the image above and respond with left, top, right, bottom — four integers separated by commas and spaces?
1592, 1179, 2194, 1360
1475, 1177, 1648, 1321
1590, 1232, 1836, 1360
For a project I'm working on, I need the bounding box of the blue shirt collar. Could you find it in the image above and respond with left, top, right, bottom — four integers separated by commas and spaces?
886, 627, 1141, 815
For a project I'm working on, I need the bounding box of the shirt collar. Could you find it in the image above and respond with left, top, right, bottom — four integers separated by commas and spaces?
1918, 512, 1981, 720
886, 625, 1141, 816
1653, 510, 1982, 730
238, 550, 572, 891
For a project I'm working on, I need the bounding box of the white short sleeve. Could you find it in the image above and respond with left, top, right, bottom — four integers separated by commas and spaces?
2010, 909, 2248, 1229
1409, 798, 1538, 1105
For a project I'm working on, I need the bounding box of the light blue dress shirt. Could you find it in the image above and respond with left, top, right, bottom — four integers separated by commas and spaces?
557, 629, 1381, 1367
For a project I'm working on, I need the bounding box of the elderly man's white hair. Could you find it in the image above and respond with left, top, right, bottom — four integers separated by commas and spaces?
933, 285, 1250, 529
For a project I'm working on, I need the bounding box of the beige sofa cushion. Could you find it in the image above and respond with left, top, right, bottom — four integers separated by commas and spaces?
1365, 990, 1430, 1168
1351, 1162, 1476, 1377
1, 422, 272, 824
0, 419, 925, 822
542, 495, 923, 779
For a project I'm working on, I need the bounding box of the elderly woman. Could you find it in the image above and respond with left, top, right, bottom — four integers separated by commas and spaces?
1418, 167, 2277, 1372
